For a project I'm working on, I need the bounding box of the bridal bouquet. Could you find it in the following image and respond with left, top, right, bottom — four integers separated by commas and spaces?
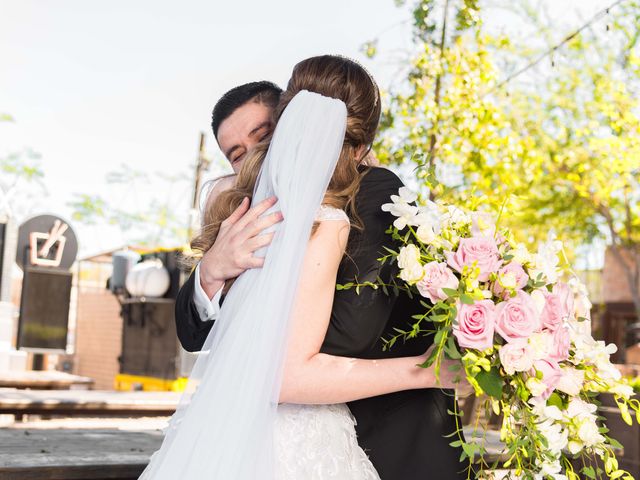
342, 187, 640, 480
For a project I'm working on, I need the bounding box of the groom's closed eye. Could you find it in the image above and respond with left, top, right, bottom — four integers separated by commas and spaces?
227, 145, 245, 164
249, 121, 271, 142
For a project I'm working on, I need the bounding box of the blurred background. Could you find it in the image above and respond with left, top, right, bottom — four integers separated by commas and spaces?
1, 1, 639, 478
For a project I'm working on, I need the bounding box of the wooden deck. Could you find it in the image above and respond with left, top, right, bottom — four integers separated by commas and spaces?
0, 388, 181, 416
0, 427, 162, 480
0, 371, 94, 390
0, 419, 508, 480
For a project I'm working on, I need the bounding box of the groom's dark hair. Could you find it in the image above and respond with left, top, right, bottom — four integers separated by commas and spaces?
211, 81, 282, 139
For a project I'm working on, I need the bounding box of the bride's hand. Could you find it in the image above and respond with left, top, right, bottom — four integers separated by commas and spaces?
417, 347, 474, 397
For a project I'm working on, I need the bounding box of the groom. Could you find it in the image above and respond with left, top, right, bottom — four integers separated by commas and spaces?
175, 81, 464, 479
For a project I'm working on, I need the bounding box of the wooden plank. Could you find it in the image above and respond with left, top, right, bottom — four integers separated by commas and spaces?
0, 388, 180, 416
0, 428, 162, 480
0, 425, 506, 480
0, 371, 94, 390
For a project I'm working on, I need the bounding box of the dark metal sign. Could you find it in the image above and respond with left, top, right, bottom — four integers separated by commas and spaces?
16, 215, 78, 271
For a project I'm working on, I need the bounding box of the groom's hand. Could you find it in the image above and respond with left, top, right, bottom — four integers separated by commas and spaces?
199, 195, 283, 297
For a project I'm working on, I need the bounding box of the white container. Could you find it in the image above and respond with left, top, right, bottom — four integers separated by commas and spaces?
125, 259, 170, 298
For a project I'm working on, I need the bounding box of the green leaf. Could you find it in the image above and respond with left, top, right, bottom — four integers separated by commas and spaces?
608, 437, 624, 449
547, 392, 563, 409
461, 442, 478, 459
582, 466, 596, 479
444, 335, 462, 359
433, 328, 445, 346
460, 293, 474, 305
442, 287, 458, 297
475, 367, 504, 399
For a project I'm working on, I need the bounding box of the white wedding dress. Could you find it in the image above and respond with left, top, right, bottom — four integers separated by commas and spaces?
272, 206, 380, 480
275, 403, 379, 479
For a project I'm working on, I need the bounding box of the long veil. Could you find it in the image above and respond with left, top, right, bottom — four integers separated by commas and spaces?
139, 90, 348, 479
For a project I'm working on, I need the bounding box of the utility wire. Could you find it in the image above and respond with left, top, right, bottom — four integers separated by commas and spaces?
488, 0, 628, 93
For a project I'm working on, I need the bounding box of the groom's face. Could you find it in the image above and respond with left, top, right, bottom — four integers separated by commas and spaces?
217, 101, 274, 174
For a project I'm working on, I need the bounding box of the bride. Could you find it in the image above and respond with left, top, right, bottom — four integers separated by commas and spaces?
140, 55, 467, 479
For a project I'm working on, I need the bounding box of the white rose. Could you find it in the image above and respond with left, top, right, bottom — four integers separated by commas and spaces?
399, 263, 424, 284
397, 244, 421, 269
499, 340, 534, 375
416, 224, 436, 244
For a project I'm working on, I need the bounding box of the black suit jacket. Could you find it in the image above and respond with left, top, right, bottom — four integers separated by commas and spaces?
175, 167, 466, 480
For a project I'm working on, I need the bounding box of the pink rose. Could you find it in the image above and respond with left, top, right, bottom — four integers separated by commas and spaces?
493, 262, 529, 299
552, 282, 574, 320
499, 338, 534, 375
532, 359, 562, 399
495, 291, 542, 342
445, 236, 502, 282
540, 291, 564, 331
416, 262, 459, 303
453, 300, 496, 351
549, 326, 570, 362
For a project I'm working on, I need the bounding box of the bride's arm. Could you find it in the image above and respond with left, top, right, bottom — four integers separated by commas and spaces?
279, 219, 454, 404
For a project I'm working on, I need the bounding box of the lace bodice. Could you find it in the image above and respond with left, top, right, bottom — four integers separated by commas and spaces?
275, 403, 380, 479
315, 205, 350, 224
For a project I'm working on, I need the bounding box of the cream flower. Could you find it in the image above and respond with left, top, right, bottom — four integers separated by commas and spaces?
381, 187, 419, 230
556, 366, 585, 396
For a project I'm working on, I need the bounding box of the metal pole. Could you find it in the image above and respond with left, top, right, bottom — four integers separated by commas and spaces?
188, 133, 209, 240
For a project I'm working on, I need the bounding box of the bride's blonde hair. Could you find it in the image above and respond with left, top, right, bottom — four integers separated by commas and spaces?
191, 55, 381, 262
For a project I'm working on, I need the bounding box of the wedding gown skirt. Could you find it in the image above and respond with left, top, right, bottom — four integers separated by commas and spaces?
275, 403, 380, 479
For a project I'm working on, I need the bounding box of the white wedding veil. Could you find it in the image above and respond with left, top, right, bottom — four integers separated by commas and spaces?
139, 90, 348, 479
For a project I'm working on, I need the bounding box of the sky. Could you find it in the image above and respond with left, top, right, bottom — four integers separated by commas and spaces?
0, 0, 612, 257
